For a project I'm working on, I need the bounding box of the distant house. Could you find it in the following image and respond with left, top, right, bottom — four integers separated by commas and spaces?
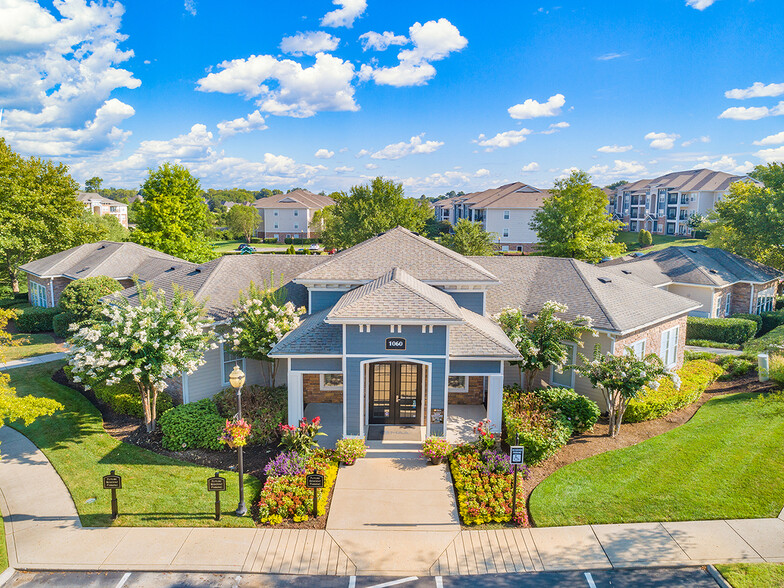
76, 192, 129, 227
253, 189, 335, 243
19, 241, 192, 308
608, 169, 762, 237
433, 183, 549, 252
600, 245, 783, 318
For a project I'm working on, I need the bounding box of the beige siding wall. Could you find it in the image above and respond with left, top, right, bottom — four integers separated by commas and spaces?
666, 284, 715, 317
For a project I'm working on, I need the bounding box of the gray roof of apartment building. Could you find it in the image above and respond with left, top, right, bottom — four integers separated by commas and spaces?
114, 254, 327, 320
614, 169, 760, 197
269, 307, 343, 356
601, 245, 783, 287
327, 267, 464, 322
599, 259, 673, 287
75, 192, 128, 208
471, 256, 700, 334
296, 227, 499, 284
253, 189, 335, 210
459, 182, 550, 210
20, 241, 189, 280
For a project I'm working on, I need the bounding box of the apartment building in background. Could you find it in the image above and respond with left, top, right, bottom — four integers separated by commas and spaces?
76, 192, 129, 227
608, 169, 761, 237
253, 189, 335, 242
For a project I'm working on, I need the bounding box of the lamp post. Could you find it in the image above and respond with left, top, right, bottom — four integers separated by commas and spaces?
229, 364, 247, 516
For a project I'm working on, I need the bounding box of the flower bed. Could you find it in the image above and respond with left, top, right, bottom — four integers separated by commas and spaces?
502, 388, 573, 465
449, 445, 528, 526
257, 449, 339, 524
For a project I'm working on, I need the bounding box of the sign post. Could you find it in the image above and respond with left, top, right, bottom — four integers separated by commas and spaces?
305, 472, 325, 516
102, 470, 122, 520
207, 472, 227, 521
509, 446, 525, 524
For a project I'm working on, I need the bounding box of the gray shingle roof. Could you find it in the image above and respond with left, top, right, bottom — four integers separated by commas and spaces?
472, 256, 700, 334
327, 267, 464, 322
296, 226, 499, 284
115, 254, 328, 320
450, 308, 521, 358
602, 245, 783, 287
269, 308, 342, 356
599, 259, 673, 287
253, 189, 335, 210
20, 241, 188, 280
461, 182, 550, 210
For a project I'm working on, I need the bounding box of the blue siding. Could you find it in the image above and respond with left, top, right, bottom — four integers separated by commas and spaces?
429, 358, 447, 436
291, 357, 343, 372
445, 291, 484, 315
345, 357, 363, 436
450, 360, 503, 375
309, 290, 346, 313
345, 324, 447, 356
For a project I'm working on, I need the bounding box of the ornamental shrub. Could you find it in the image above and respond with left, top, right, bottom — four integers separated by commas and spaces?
685, 339, 741, 350
52, 311, 78, 338
638, 229, 652, 247
716, 356, 756, 381
158, 399, 224, 450
770, 354, 784, 388
686, 316, 757, 345
730, 313, 763, 335
58, 276, 123, 320
624, 360, 723, 422
213, 385, 287, 445
532, 386, 600, 433
760, 310, 784, 335
503, 387, 572, 465
93, 379, 174, 418
744, 325, 784, 356
15, 307, 61, 332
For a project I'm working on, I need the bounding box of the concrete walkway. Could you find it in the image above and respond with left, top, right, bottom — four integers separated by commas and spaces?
2, 426, 784, 576
0, 352, 66, 371
685, 345, 743, 356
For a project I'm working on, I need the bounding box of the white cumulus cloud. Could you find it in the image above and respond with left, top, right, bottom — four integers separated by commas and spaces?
196, 52, 358, 118
718, 102, 784, 121
724, 82, 784, 99
588, 160, 647, 179
686, 0, 717, 9
522, 162, 539, 172
695, 155, 754, 174
315, 148, 335, 159
508, 94, 565, 119
280, 31, 339, 56
334, 165, 354, 173
359, 30, 408, 51
217, 110, 267, 137
321, 0, 367, 28
370, 134, 444, 159
756, 146, 784, 163
474, 129, 532, 151
682, 136, 710, 147
753, 131, 784, 146
597, 144, 633, 153
645, 131, 680, 150
541, 121, 570, 135
364, 162, 378, 169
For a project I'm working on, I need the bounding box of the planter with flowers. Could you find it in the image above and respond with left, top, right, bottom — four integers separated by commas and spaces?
218, 417, 252, 449
422, 435, 450, 465
278, 416, 326, 454
335, 438, 367, 465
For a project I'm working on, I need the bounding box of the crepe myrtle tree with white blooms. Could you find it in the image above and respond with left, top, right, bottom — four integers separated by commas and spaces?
577, 348, 675, 438
228, 280, 305, 386
67, 284, 215, 433
495, 301, 596, 391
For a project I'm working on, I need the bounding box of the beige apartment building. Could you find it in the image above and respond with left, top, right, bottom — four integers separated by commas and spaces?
253, 189, 335, 242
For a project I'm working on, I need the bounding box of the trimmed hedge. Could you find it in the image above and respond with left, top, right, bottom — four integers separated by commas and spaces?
503, 387, 572, 465
58, 276, 123, 320
686, 316, 757, 345
531, 387, 600, 434
159, 399, 224, 451
744, 325, 784, 356
52, 311, 78, 338
15, 307, 61, 333
96, 380, 174, 418
730, 313, 763, 335
685, 339, 741, 350
760, 310, 784, 336
625, 360, 724, 422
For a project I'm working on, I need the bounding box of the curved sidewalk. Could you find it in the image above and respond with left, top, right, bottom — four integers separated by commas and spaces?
2, 425, 783, 576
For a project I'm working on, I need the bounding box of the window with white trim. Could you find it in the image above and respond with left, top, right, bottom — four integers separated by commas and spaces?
551, 342, 576, 388
221, 344, 245, 386
273, 210, 279, 216
273, 222, 279, 229
755, 287, 775, 314
293, 223, 299, 229
503, 210, 510, 220
293, 210, 299, 216
660, 326, 679, 368
502, 228, 509, 238
320, 373, 343, 390
724, 292, 732, 317
448, 375, 467, 392
629, 339, 646, 359
29, 281, 47, 307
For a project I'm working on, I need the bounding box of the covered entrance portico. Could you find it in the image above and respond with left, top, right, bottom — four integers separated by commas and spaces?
367, 360, 423, 425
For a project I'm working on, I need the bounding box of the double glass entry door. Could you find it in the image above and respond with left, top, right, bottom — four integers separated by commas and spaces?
368, 362, 423, 425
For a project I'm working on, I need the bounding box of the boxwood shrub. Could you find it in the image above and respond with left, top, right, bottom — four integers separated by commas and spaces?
730, 313, 763, 335
503, 387, 572, 465
15, 307, 61, 333
158, 399, 224, 451
94, 380, 174, 419
686, 316, 757, 345
760, 310, 784, 336
685, 339, 741, 350
624, 359, 724, 422
531, 387, 600, 434
58, 276, 123, 320
744, 325, 784, 356
52, 311, 78, 338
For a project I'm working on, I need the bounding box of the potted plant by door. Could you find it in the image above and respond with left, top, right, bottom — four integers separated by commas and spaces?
422, 436, 450, 465
335, 438, 367, 465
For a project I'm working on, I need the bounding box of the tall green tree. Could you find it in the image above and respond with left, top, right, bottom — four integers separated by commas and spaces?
84, 176, 103, 192
0, 139, 102, 292
707, 168, 784, 269
530, 170, 626, 262
131, 163, 214, 262
226, 204, 261, 243
440, 219, 498, 255
314, 177, 433, 249
81, 210, 130, 242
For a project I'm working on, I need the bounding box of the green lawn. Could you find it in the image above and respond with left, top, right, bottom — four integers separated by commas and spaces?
7, 361, 261, 527
3, 333, 63, 362
529, 391, 784, 526
0, 517, 6, 573
614, 231, 706, 254
715, 563, 784, 588
210, 239, 286, 253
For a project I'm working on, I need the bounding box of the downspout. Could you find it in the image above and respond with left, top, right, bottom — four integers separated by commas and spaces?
749, 284, 755, 314
49, 277, 54, 308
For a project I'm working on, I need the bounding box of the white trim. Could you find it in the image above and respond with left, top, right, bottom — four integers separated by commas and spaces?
442, 326, 450, 438
749, 284, 754, 313
627, 339, 646, 359
660, 325, 679, 368
345, 353, 447, 358
48, 277, 54, 307
550, 342, 576, 388
320, 373, 343, 390
269, 354, 343, 358
325, 318, 463, 326
342, 324, 347, 439
181, 371, 190, 404
447, 375, 468, 392
220, 342, 246, 386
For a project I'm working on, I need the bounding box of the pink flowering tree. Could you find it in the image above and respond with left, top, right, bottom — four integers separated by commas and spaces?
67, 284, 215, 433
228, 280, 305, 386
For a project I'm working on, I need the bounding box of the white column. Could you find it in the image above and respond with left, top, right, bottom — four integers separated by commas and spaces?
487, 374, 503, 433
287, 368, 304, 426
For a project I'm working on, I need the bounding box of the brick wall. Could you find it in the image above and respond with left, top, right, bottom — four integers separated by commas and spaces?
448, 376, 485, 405
303, 374, 343, 403
26, 275, 74, 307
613, 314, 688, 370
730, 280, 780, 315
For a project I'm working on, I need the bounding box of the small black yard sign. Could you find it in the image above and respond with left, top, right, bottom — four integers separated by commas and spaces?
207, 472, 226, 520
306, 473, 325, 489
103, 472, 122, 490
385, 337, 406, 350
510, 446, 525, 465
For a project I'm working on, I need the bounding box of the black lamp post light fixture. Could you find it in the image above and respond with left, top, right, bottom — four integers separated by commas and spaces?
228, 363, 247, 516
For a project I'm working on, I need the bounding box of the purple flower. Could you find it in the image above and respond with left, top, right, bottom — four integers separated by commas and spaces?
264, 451, 308, 477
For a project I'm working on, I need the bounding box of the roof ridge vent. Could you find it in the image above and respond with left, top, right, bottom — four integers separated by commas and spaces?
598, 277, 612, 283
621, 270, 631, 274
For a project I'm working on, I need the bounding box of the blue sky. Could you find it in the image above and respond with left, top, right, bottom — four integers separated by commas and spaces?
1, 0, 782, 195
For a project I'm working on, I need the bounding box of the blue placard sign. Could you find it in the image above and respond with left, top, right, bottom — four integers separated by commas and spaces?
385, 337, 406, 350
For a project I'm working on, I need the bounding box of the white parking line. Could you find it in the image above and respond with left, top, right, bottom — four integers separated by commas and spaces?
115, 572, 132, 588
584, 571, 597, 588
367, 577, 419, 588
349, 577, 356, 588
435, 576, 444, 588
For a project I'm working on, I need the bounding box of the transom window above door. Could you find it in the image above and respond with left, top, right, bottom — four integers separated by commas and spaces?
448, 375, 467, 392
320, 373, 343, 390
